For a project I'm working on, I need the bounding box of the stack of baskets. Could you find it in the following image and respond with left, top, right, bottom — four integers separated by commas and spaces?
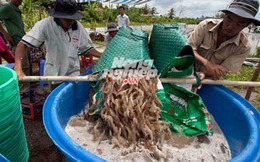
0, 66, 29, 162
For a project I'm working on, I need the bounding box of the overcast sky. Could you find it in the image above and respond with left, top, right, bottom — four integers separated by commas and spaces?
136, 0, 260, 20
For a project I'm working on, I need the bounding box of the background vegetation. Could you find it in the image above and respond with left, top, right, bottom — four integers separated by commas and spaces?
224, 49, 260, 110
224, 65, 260, 110
20, 0, 215, 31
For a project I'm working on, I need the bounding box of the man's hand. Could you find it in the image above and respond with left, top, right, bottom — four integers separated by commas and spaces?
15, 68, 26, 81
88, 49, 102, 58
204, 61, 228, 80
14, 42, 27, 80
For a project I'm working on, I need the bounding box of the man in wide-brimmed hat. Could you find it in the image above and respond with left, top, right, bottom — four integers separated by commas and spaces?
105, 23, 119, 45
14, 0, 102, 90
188, 0, 260, 80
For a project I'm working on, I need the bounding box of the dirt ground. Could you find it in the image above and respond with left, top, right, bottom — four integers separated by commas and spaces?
22, 83, 66, 162
24, 118, 65, 162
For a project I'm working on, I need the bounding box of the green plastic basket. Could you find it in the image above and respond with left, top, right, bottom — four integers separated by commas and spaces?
0, 66, 29, 162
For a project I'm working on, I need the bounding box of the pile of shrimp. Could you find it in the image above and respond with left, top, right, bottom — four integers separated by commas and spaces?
84, 75, 171, 160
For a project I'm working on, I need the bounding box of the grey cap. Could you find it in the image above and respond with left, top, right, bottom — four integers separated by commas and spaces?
220, 0, 260, 26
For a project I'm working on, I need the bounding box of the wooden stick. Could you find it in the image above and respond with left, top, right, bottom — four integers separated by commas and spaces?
160, 78, 260, 87
21, 75, 99, 82
245, 60, 260, 99
245, 58, 260, 62
21, 75, 260, 87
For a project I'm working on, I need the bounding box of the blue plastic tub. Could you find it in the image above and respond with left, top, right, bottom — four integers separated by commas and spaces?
43, 80, 260, 162
0, 154, 10, 162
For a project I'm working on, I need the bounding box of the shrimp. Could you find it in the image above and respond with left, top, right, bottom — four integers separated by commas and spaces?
88, 108, 100, 116
84, 75, 172, 161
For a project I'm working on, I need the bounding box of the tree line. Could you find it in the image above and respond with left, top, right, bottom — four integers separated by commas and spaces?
20, 0, 219, 31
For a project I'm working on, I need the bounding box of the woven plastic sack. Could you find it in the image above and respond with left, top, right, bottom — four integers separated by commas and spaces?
157, 82, 213, 136
91, 27, 153, 110
93, 27, 151, 73
149, 24, 195, 78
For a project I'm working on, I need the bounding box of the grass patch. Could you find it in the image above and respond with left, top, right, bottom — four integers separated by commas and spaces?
224, 65, 260, 110
224, 66, 259, 81
93, 40, 106, 48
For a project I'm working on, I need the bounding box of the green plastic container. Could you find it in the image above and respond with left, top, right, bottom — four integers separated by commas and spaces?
0, 65, 29, 162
